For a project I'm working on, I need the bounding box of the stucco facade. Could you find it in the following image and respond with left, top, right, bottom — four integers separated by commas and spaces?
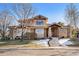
9, 15, 48, 39
9, 15, 74, 39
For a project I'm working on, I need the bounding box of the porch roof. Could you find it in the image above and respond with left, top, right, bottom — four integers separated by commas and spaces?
49, 23, 61, 27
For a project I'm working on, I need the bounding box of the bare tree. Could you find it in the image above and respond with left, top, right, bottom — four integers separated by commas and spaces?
58, 22, 64, 26
11, 3, 36, 40
65, 3, 79, 29
0, 10, 14, 40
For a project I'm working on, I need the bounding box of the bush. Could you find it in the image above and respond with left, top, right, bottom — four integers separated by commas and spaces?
24, 32, 37, 40
0, 36, 10, 41
72, 30, 77, 39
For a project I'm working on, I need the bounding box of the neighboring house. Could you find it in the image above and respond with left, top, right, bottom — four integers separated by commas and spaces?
0, 29, 2, 39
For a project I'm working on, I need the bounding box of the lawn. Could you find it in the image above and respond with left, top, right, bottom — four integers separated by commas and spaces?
0, 40, 32, 46
67, 39, 79, 47
0, 40, 45, 48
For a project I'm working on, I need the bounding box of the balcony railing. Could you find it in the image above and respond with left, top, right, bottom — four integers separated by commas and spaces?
19, 23, 48, 27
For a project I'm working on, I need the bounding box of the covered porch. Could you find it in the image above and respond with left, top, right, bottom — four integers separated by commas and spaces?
48, 24, 61, 37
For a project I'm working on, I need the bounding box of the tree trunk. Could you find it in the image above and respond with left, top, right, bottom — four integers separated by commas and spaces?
21, 25, 24, 41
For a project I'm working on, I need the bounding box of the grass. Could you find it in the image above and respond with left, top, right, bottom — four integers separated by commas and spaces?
68, 38, 79, 47
23, 43, 45, 48
0, 40, 32, 46
0, 40, 45, 48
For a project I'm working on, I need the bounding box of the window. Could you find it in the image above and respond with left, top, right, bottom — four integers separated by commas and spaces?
36, 20, 44, 25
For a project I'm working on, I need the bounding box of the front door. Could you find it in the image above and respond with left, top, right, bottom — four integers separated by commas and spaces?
51, 27, 58, 37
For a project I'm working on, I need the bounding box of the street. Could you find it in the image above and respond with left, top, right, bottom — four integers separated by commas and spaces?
0, 47, 79, 56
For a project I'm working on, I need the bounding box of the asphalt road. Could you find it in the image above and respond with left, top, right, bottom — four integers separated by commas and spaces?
0, 47, 79, 56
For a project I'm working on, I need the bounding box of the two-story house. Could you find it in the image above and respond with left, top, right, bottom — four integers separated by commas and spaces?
9, 15, 48, 39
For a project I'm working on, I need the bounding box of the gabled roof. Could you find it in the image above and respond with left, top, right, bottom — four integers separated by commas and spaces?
49, 23, 61, 27
33, 15, 48, 20
17, 15, 48, 23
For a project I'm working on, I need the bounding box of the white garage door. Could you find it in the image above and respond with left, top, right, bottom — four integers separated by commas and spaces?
35, 29, 44, 38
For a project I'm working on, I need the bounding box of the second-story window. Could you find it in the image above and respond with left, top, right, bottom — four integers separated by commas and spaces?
36, 20, 44, 25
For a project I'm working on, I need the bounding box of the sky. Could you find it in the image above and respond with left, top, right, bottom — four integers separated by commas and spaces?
0, 3, 79, 25
32, 3, 79, 24
32, 3, 68, 24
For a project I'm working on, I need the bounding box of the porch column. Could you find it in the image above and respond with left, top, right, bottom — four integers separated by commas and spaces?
44, 28, 48, 38
48, 27, 52, 37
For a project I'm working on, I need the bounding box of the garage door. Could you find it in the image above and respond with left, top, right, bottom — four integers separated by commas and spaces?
35, 29, 44, 38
